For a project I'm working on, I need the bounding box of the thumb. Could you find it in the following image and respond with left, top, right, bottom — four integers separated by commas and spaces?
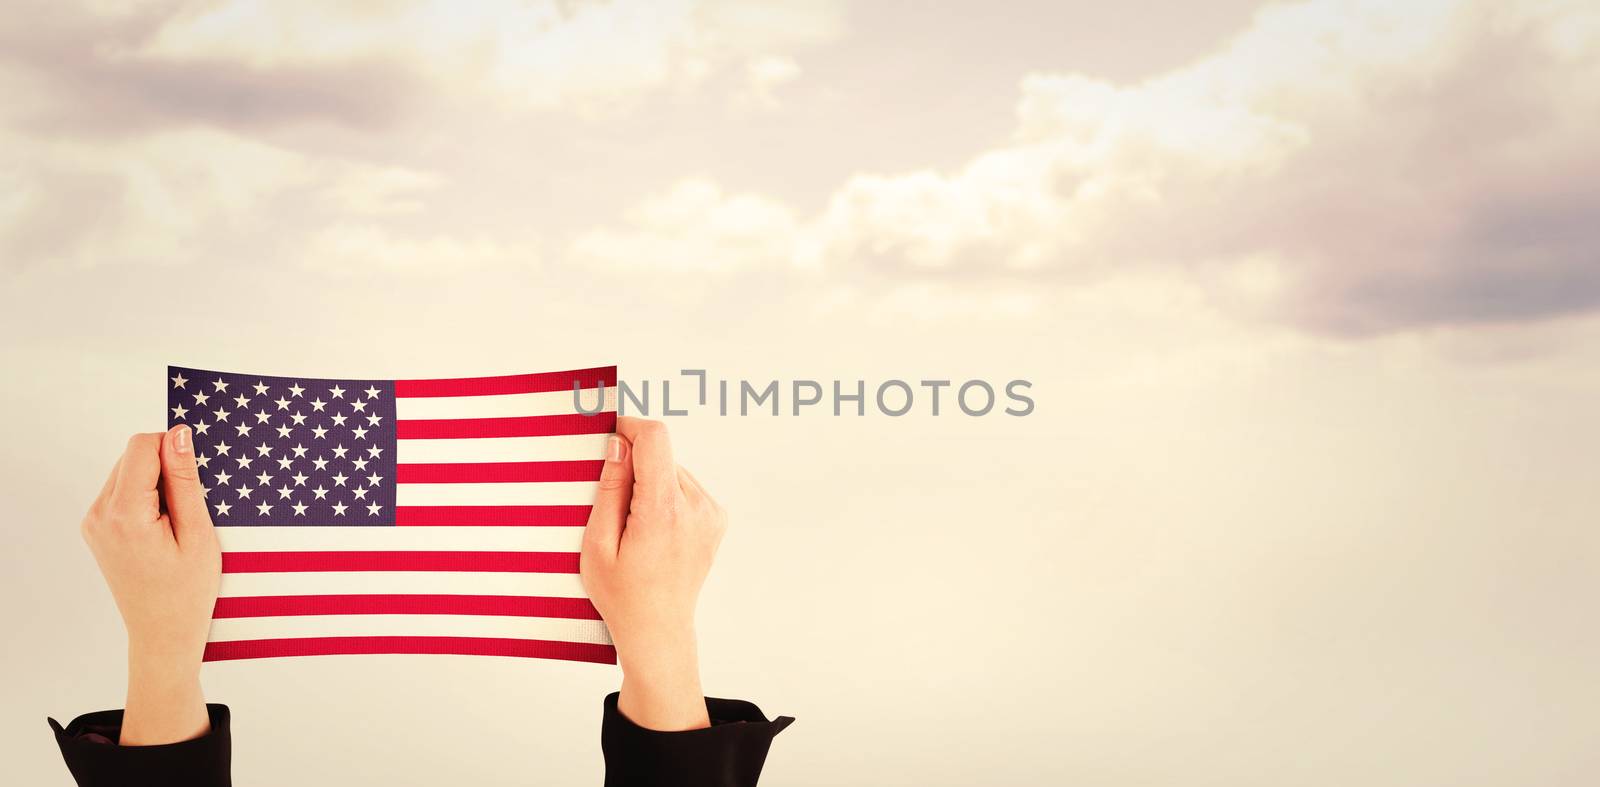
584, 434, 633, 557
160, 424, 214, 546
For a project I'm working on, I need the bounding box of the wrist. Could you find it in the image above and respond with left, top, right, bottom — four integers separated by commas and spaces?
614, 626, 709, 731
128, 637, 204, 683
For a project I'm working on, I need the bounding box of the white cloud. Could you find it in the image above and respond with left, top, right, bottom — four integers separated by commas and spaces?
568, 179, 799, 272
559, 0, 1589, 334
126, 0, 841, 112
802, 0, 1600, 333
738, 54, 802, 108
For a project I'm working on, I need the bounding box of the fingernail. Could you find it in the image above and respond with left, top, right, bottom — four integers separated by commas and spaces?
174, 425, 192, 454
605, 435, 622, 462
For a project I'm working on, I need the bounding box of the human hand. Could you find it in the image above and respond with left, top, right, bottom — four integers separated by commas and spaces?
80, 426, 221, 744
581, 417, 727, 731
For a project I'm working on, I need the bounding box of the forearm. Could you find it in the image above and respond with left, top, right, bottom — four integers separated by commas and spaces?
122, 645, 209, 745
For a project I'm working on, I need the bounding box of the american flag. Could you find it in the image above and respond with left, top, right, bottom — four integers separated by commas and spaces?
166, 365, 618, 664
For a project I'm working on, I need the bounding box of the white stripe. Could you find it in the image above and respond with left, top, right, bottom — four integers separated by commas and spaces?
209, 614, 611, 645
217, 526, 586, 552
396, 433, 609, 463
219, 571, 587, 598
395, 387, 616, 420
395, 481, 598, 507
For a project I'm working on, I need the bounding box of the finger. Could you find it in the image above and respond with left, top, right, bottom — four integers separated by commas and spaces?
160, 425, 214, 547
615, 417, 675, 509
584, 434, 633, 557
110, 433, 163, 513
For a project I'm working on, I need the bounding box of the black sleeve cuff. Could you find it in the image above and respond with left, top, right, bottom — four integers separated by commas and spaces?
49, 704, 232, 787
601, 692, 793, 787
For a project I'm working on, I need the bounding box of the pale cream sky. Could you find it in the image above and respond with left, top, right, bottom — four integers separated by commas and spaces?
2, 1, 1598, 785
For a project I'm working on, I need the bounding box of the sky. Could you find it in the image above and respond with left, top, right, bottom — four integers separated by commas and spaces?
1, 1, 1597, 785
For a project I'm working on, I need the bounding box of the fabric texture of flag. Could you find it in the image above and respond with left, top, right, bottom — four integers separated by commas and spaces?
165, 364, 618, 664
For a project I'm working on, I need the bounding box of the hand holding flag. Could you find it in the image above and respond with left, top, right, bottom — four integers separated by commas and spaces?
80, 427, 220, 745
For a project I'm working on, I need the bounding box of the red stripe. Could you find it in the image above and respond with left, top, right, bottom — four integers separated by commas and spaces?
221, 551, 579, 574
204, 636, 617, 664
395, 366, 617, 398
396, 411, 615, 440
397, 460, 605, 483
212, 594, 602, 620
395, 505, 592, 526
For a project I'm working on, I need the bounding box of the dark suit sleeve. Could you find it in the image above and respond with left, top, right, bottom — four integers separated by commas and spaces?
601, 692, 794, 787
48, 703, 232, 787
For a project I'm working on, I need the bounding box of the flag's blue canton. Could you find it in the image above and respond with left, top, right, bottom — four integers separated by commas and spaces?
166, 367, 398, 526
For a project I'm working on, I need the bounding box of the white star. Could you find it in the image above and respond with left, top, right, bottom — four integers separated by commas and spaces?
332, 502, 349, 516
212, 378, 229, 393
236, 485, 252, 499
274, 396, 290, 411
331, 413, 348, 426
254, 410, 271, 424
364, 385, 380, 399
192, 391, 210, 406
213, 408, 230, 422
367, 445, 384, 458
352, 458, 369, 471
312, 456, 329, 471
171, 404, 189, 420
275, 425, 292, 439
291, 443, 308, 458
332, 472, 349, 487
256, 443, 273, 457
234, 423, 252, 437
235, 455, 253, 469
292, 472, 309, 486
366, 414, 383, 426
351, 426, 369, 440
256, 502, 273, 515
214, 470, 232, 485
252, 381, 270, 396
367, 473, 383, 487
312, 486, 329, 500
213, 500, 232, 516
351, 401, 367, 413
193, 421, 210, 435
232, 393, 250, 408
195, 454, 210, 468
171, 373, 188, 389
311, 426, 328, 439
276, 456, 293, 470
310, 398, 327, 412
366, 503, 382, 516
276, 485, 294, 500
330, 385, 346, 399
288, 383, 304, 397
291, 411, 308, 425
214, 441, 232, 455
255, 471, 273, 486
352, 487, 368, 500
292, 502, 308, 516
200, 485, 209, 498
332, 444, 349, 459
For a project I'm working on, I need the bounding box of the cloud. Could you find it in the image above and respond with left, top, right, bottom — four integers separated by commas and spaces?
302, 224, 527, 275
559, 0, 1592, 333
568, 179, 799, 272
738, 55, 802, 109
0, 0, 843, 133
798, 0, 1600, 334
